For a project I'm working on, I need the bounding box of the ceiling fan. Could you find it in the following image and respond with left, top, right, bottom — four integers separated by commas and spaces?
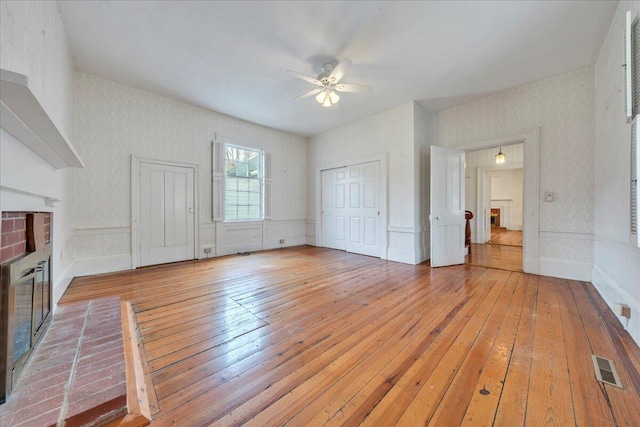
288, 59, 372, 107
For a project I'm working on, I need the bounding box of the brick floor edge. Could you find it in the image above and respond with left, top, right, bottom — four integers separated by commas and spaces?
0, 297, 127, 427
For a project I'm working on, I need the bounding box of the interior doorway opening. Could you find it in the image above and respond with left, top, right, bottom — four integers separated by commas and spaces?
463, 143, 524, 272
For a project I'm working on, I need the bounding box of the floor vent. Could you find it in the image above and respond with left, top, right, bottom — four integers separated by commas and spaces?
591, 355, 623, 389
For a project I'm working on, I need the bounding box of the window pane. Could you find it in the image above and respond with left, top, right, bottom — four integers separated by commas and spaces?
227, 177, 237, 191
224, 143, 262, 221
237, 163, 249, 177
225, 205, 237, 220
238, 178, 249, 191
248, 205, 260, 219
249, 192, 260, 205
238, 191, 249, 205
225, 191, 237, 205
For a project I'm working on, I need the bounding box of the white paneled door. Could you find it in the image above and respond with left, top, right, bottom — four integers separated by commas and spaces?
140, 162, 195, 267
321, 167, 347, 251
430, 146, 465, 267
322, 161, 380, 257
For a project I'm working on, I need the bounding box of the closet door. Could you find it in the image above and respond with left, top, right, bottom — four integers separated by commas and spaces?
321, 167, 347, 251
345, 161, 380, 257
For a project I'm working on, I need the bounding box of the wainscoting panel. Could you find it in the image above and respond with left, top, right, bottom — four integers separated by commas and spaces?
538, 232, 594, 280
263, 219, 306, 250
387, 226, 424, 265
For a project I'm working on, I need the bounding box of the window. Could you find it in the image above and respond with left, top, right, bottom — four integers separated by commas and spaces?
224, 144, 262, 221
627, 11, 640, 246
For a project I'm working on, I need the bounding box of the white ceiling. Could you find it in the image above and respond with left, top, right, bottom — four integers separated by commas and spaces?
57, 1, 617, 137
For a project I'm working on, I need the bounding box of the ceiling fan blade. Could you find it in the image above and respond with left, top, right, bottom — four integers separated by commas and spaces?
329, 58, 352, 83
334, 83, 372, 93
287, 70, 321, 86
293, 87, 323, 100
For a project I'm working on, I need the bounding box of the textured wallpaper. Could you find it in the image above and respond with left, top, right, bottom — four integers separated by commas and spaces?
0, 1, 77, 303
437, 66, 596, 235
595, 0, 639, 243
307, 102, 416, 227
593, 0, 640, 343
73, 72, 307, 258
0, 1, 75, 137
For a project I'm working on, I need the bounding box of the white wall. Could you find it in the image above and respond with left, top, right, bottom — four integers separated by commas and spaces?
436, 67, 595, 280
307, 102, 430, 264
414, 104, 437, 262
490, 169, 523, 231
73, 72, 307, 275
0, 1, 76, 305
593, 0, 640, 347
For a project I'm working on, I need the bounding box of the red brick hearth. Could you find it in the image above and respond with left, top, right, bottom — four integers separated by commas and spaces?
0, 297, 127, 426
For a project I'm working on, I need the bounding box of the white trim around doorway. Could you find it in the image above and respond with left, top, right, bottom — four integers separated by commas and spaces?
456, 127, 540, 275
314, 152, 389, 260
131, 155, 200, 269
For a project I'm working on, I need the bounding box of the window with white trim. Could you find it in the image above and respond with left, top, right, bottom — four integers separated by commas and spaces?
626, 10, 640, 246
224, 144, 262, 221
211, 139, 271, 222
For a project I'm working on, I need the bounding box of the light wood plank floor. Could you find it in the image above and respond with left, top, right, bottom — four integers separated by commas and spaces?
466, 243, 523, 272
60, 246, 640, 426
488, 229, 523, 246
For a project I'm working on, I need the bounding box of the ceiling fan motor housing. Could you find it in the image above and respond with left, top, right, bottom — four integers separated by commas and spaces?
318, 63, 336, 84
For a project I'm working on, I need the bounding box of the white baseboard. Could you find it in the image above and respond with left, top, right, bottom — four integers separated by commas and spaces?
75, 254, 132, 277
523, 256, 539, 275
199, 244, 216, 259
538, 257, 592, 281
263, 236, 307, 250
592, 264, 640, 348
53, 260, 75, 310
216, 242, 264, 257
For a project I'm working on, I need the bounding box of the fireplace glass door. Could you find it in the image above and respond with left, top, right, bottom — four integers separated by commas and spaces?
33, 259, 50, 341
13, 274, 35, 365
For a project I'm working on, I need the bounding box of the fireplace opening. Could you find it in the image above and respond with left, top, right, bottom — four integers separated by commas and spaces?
1, 212, 52, 404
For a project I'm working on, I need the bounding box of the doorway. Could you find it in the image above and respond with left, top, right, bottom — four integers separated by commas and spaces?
459, 134, 539, 274
131, 156, 199, 268
468, 163, 524, 271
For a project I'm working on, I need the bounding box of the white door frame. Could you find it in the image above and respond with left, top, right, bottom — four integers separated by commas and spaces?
131, 155, 200, 269
476, 162, 523, 243
457, 127, 539, 274
315, 152, 388, 260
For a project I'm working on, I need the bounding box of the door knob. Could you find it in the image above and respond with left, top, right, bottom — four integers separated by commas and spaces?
435, 216, 441, 220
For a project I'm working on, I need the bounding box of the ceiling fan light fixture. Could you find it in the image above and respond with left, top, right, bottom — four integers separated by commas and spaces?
495, 148, 506, 164
329, 90, 340, 104
316, 90, 327, 104
322, 96, 332, 107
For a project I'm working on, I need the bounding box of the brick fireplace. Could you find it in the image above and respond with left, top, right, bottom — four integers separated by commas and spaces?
1, 212, 51, 263
0, 211, 53, 403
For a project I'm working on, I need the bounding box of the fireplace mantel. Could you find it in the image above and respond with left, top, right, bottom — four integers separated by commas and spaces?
0, 69, 84, 169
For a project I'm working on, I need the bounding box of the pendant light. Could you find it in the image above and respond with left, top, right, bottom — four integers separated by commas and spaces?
495, 147, 506, 165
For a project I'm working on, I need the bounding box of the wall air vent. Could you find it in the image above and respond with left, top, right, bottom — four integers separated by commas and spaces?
591, 355, 624, 389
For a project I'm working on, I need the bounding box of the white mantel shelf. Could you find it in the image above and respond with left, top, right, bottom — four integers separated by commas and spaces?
0, 69, 84, 169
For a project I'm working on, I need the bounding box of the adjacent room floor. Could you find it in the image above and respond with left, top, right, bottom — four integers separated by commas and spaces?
467, 229, 523, 272
57, 246, 640, 426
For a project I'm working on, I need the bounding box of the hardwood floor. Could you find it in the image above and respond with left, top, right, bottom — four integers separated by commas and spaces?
488, 228, 523, 246
466, 243, 523, 272
59, 246, 640, 426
